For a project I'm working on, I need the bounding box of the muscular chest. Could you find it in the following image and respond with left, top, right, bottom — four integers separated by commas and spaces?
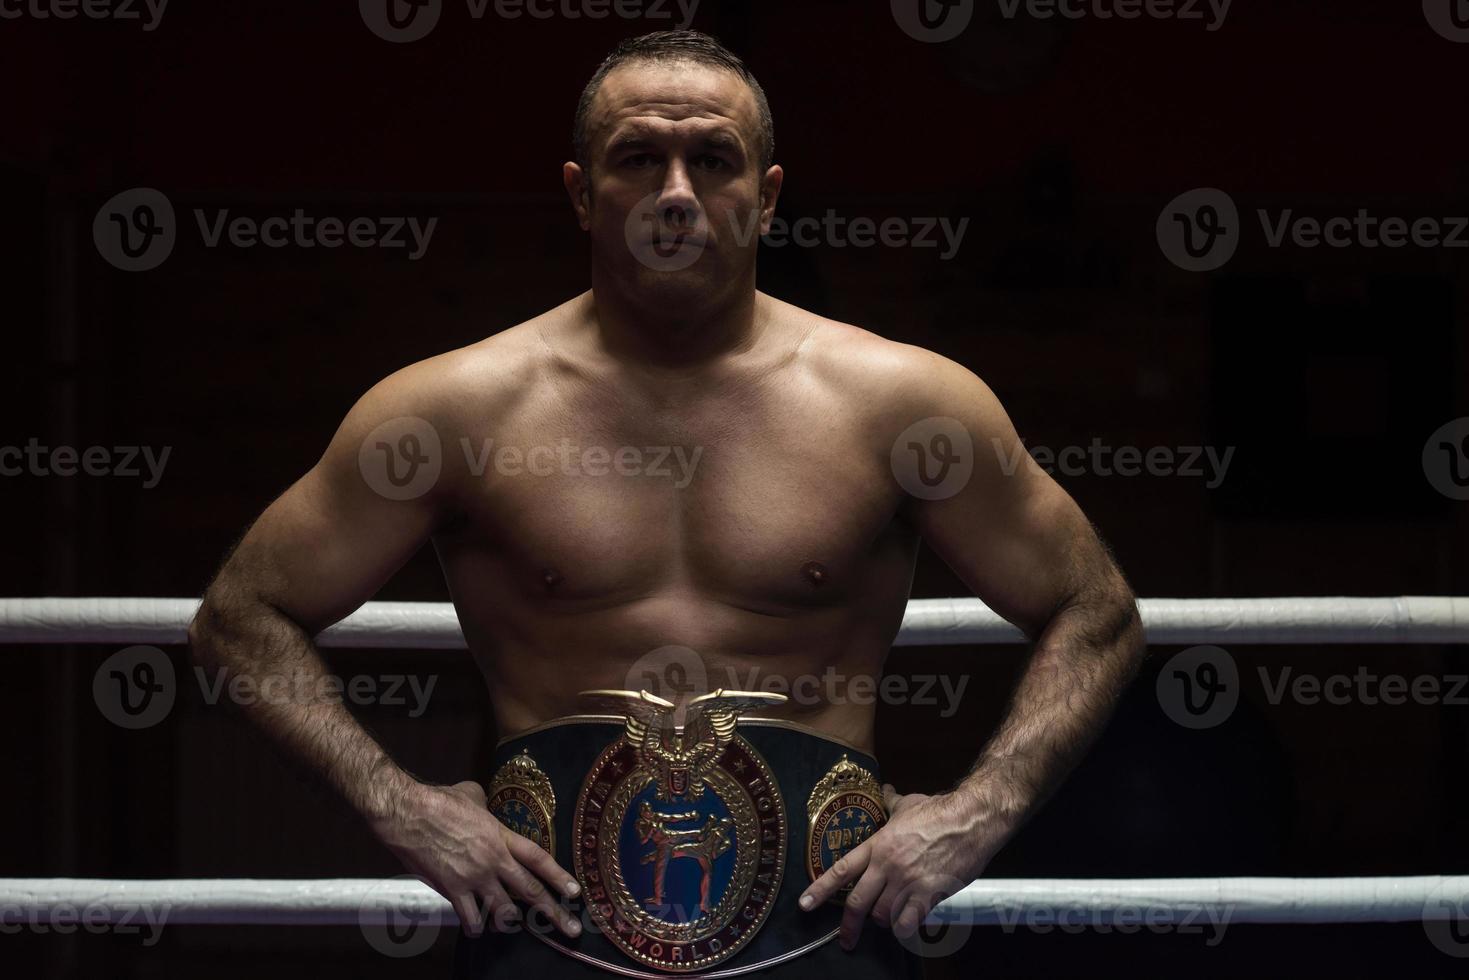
450, 385, 904, 607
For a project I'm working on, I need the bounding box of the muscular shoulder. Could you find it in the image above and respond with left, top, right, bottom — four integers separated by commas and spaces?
776, 299, 1005, 436
350, 305, 566, 434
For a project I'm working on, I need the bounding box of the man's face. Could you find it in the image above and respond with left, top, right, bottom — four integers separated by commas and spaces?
566, 60, 780, 312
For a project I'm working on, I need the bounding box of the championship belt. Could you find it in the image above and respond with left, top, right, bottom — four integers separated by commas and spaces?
482, 690, 888, 978
486, 749, 557, 856
805, 754, 886, 895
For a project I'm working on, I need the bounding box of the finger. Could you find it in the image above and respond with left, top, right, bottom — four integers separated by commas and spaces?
800, 839, 873, 910
452, 780, 488, 808
881, 783, 901, 813
893, 876, 955, 940
840, 866, 887, 951
451, 891, 484, 937
892, 893, 931, 939
477, 882, 519, 932
506, 832, 581, 899
870, 879, 901, 929
502, 859, 582, 937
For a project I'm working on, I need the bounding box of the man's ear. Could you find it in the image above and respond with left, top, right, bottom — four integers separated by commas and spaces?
563, 161, 591, 231
759, 165, 784, 237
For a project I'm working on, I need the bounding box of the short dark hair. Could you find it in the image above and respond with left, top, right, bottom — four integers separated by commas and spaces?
572, 30, 775, 176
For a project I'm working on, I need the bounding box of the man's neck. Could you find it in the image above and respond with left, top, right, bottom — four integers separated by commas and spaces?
582, 278, 772, 369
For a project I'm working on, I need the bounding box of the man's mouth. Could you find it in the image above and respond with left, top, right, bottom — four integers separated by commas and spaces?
649, 232, 708, 249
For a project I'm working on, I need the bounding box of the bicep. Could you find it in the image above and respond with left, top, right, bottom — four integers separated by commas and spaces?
210, 380, 450, 635
899, 365, 1096, 639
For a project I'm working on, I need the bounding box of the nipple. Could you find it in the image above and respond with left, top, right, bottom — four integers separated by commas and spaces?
541, 567, 563, 591
802, 561, 828, 587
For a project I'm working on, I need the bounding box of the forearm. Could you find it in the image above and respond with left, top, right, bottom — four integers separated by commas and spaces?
956, 572, 1145, 836
187, 587, 424, 832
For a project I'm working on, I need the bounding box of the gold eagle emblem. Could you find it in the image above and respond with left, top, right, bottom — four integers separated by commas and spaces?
579, 688, 786, 800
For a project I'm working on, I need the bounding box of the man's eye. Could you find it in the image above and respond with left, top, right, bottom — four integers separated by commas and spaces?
697, 155, 729, 170
624, 154, 655, 168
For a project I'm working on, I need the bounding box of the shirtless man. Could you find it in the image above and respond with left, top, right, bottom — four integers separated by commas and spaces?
188, 30, 1144, 979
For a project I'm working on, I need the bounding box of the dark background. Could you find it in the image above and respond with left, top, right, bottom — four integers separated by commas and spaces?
2, 1, 1467, 977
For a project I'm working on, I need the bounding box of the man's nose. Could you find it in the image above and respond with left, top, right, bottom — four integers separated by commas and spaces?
653, 160, 700, 228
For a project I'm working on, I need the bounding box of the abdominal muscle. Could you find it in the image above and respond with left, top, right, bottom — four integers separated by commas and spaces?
450, 573, 915, 756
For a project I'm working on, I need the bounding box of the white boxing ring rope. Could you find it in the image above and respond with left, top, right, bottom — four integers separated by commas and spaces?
1, 877, 1466, 927
2, 595, 1467, 647
2, 594, 1466, 930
